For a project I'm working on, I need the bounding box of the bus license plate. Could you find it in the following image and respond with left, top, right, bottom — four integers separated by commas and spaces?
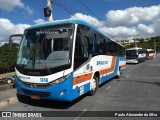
30, 95, 40, 100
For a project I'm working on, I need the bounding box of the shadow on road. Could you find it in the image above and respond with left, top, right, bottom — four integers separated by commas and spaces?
17, 93, 87, 109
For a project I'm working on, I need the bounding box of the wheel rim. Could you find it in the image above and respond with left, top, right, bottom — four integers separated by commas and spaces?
90, 78, 96, 91
7, 79, 11, 84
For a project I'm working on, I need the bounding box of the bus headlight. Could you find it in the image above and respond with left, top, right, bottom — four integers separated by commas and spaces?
49, 74, 71, 85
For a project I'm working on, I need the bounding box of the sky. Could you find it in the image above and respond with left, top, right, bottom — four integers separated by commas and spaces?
0, 0, 160, 46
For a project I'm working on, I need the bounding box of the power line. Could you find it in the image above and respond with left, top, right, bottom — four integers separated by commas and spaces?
77, 0, 136, 40
78, 0, 103, 21
52, 1, 79, 20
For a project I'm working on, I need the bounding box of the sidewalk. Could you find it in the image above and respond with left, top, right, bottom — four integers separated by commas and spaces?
0, 89, 18, 108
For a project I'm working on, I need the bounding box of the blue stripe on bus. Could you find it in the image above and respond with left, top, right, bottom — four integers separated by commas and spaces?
72, 83, 90, 100
100, 57, 119, 84
120, 57, 126, 61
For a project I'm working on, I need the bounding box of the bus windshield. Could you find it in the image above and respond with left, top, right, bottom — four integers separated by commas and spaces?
126, 50, 137, 56
17, 24, 74, 70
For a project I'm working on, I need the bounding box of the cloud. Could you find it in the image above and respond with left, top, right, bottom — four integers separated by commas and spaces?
34, 19, 46, 24
152, 19, 160, 36
100, 26, 139, 40
138, 24, 154, 34
106, 10, 135, 26
71, 5, 160, 40
0, 18, 30, 46
72, 13, 104, 28
71, 13, 140, 40
23, 5, 33, 15
0, 0, 33, 15
106, 5, 160, 26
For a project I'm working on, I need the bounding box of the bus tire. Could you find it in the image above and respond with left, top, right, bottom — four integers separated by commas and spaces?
88, 76, 98, 96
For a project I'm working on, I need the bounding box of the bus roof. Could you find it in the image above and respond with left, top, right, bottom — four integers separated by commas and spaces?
27, 19, 124, 47
127, 47, 142, 50
146, 49, 154, 51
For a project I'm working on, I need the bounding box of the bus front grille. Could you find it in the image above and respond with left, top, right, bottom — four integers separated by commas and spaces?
22, 89, 50, 98
20, 81, 51, 89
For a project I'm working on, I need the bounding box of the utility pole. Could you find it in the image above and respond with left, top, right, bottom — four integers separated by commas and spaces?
46, 0, 53, 22
134, 38, 137, 48
154, 38, 156, 54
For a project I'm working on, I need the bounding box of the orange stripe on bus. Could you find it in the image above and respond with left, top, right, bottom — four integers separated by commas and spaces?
73, 56, 117, 86
73, 73, 93, 85
100, 56, 116, 75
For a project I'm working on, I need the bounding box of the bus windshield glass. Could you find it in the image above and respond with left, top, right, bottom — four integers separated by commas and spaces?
17, 24, 74, 70
126, 50, 138, 59
126, 50, 137, 56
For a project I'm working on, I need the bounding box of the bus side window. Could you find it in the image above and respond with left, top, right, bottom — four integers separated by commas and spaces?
75, 34, 82, 58
74, 30, 89, 70
91, 34, 97, 54
81, 36, 89, 58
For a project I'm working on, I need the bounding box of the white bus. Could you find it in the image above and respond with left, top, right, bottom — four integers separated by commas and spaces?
126, 47, 147, 64
10, 19, 126, 102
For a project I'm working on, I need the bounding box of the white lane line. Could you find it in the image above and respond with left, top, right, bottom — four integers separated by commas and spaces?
74, 109, 87, 120
106, 86, 111, 90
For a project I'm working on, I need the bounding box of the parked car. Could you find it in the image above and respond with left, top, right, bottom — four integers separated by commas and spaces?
0, 72, 15, 84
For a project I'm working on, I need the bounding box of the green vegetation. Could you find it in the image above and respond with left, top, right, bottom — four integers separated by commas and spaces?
0, 43, 18, 73
124, 36, 160, 52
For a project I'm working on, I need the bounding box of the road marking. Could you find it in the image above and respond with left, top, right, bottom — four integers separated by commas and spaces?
74, 109, 87, 120
106, 86, 111, 90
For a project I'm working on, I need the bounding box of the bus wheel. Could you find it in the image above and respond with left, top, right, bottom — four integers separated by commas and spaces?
88, 76, 98, 96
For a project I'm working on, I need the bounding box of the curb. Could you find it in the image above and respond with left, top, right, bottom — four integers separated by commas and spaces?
0, 97, 18, 108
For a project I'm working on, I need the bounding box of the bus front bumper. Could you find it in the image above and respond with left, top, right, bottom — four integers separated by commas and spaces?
15, 74, 73, 102
126, 59, 138, 64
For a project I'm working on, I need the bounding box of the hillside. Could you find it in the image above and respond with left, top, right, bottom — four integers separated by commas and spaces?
124, 36, 160, 52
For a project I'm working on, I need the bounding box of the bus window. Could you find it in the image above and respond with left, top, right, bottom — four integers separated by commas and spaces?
74, 26, 89, 70
81, 36, 89, 58
92, 34, 97, 53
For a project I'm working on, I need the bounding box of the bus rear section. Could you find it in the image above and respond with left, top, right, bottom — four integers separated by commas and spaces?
146, 49, 156, 60
13, 19, 126, 102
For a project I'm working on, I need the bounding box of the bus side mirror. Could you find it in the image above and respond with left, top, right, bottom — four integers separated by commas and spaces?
8, 34, 23, 50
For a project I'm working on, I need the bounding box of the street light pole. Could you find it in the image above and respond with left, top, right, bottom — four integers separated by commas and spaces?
47, 0, 53, 22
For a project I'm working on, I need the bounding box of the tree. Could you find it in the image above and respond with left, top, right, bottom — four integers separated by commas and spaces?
0, 43, 18, 73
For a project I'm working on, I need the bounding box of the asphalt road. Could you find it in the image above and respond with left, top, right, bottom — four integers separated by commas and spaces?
0, 55, 160, 120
